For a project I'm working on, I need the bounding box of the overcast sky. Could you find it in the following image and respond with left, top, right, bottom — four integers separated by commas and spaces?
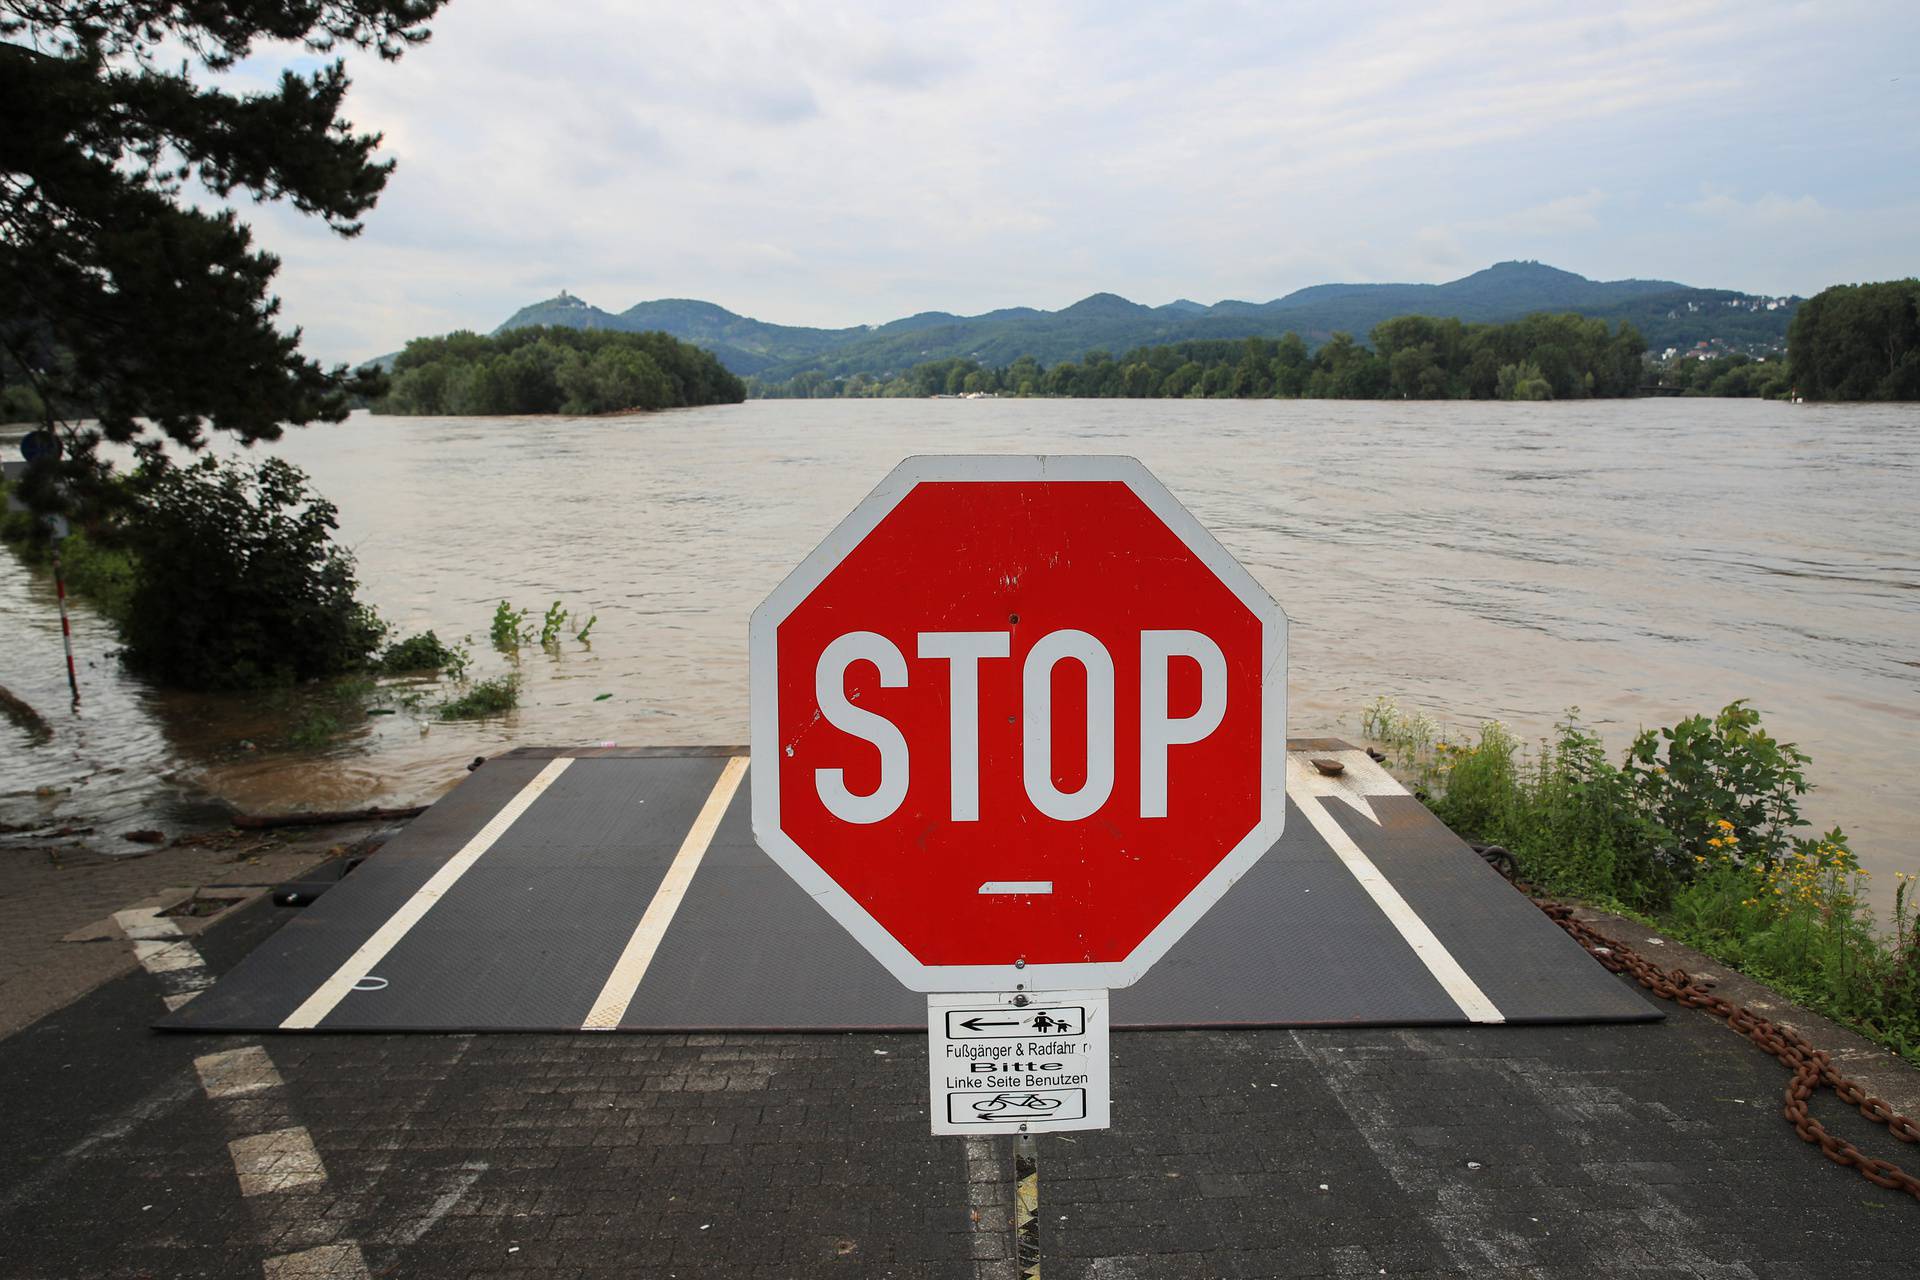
229, 0, 1919, 365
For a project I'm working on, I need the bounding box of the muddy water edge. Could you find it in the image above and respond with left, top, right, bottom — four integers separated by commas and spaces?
2, 398, 1914, 912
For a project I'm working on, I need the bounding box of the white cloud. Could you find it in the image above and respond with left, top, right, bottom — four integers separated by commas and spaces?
1469, 190, 1608, 236
1685, 187, 1831, 227
202, 0, 1920, 361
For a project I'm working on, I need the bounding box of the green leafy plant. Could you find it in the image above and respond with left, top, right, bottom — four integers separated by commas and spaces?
574, 614, 597, 643
1623, 700, 1814, 871
442, 636, 474, 682
539, 600, 568, 649
490, 600, 533, 651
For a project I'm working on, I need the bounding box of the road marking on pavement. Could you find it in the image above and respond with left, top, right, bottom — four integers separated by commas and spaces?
195, 1046, 286, 1099
261, 1243, 373, 1279
116, 908, 215, 1009
0, 1073, 199, 1215
282, 757, 574, 1029
1285, 756, 1504, 1025
115, 912, 375, 1277
582, 755, 748, 1030
228, 1126, 329, 1196
377, 1161, 490, 1248
115, 909, 184, 940
130, 939, 204, 972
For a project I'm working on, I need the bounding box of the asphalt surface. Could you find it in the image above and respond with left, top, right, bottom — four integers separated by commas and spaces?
3, 893, 1917, 1280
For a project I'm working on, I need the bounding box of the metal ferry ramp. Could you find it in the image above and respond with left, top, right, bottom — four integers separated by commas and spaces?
161, 741, 1655, 1033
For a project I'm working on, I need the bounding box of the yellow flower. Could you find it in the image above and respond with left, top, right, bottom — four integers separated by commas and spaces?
1716, 819, 1735, 831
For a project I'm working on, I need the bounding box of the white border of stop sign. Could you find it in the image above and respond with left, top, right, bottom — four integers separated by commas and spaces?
749, 454, 1287, 993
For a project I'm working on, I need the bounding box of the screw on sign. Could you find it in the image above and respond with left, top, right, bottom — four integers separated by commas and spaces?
749, 455, 1286, 994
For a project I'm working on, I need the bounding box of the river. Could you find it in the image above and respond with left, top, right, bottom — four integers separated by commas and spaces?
3, 398, 1915, 910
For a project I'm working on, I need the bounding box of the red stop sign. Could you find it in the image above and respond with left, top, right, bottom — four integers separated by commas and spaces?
749, 456, 1285, 992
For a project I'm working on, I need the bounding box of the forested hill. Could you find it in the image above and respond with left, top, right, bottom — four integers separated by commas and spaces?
488, 262, 1798, 380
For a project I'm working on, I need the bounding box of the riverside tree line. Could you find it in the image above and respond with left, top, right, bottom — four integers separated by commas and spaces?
373, 327, 746, 416
747, 279, 1919, 403
750, 313, 1650, 401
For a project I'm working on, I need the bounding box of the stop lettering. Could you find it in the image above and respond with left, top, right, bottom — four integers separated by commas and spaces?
750, 455, 1286, 993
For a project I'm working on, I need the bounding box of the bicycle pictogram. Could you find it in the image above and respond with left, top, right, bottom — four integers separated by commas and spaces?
972, 1093, 1064, 1116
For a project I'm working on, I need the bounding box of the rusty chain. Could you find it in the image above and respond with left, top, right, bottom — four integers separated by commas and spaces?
1535, 898, 1920, 1202
1469, 840, 1920, 1201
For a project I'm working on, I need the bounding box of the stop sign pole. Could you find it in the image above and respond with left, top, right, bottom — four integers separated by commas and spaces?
750, 455, 1285, 1268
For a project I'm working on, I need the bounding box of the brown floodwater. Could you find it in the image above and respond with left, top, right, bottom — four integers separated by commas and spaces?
3, 398, 1915, 912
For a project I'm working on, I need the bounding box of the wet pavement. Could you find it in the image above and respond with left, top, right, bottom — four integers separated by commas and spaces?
4, 888, 1917, 1279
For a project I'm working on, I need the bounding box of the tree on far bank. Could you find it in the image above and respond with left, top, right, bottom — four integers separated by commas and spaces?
1787, 280, 1920, 401
0, 0, 447, 514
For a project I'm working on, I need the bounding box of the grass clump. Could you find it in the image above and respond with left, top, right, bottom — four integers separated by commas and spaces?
1364, 697, 1920, 1063
1, 477, 138, 623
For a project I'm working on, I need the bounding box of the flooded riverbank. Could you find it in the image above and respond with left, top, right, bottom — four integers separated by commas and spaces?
3, 398, 1915, 908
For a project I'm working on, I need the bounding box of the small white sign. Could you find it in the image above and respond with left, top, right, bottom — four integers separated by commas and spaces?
926, 988, 1110, 1135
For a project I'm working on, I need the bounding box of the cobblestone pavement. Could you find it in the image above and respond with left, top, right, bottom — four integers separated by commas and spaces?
3, 895, 1918, 1279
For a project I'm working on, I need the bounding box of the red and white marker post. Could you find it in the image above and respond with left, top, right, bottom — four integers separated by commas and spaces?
51, 541, 79, 707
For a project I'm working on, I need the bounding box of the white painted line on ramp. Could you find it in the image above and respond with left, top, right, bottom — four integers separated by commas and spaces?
281, 757, 574, 1030
1285, 755, 1505, 1024
581, 755, 749, 1030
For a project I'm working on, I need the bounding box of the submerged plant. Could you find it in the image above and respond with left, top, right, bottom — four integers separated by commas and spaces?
539, 600, 569, 649
490, 600, 533, 651
378, 630, 457, 675
287, 708, 345, 750
436, 674, 520, 720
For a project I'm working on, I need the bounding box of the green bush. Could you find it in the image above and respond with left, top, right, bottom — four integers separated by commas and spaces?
1623, 700, 1814, 870
1365, 698, 1920, 1062
378, 629, 458, 675
119, 456, 385, 690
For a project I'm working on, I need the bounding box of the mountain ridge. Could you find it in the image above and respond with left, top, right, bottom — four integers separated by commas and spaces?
481, 262, 1798, 380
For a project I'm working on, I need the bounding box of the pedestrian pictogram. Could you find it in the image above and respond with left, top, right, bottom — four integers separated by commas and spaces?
928, 990, 1109, 1136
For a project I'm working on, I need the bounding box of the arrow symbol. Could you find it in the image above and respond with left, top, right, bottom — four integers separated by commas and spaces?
958, 1017, 1020, 1031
